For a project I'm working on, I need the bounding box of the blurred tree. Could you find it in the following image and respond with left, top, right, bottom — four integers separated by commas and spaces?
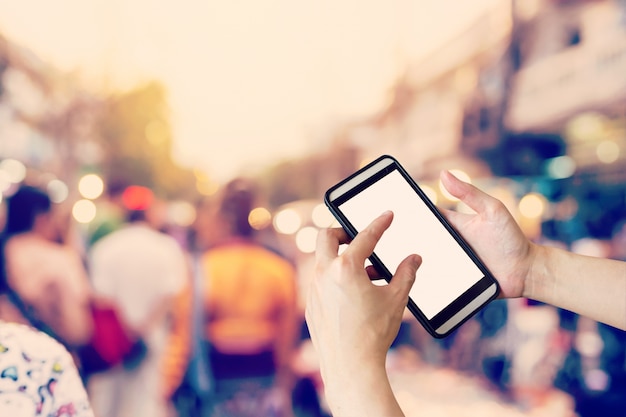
261, 158, 319, 208
95, 82, 196, 200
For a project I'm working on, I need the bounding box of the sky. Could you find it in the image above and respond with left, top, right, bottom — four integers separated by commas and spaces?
0, 0, 497, 181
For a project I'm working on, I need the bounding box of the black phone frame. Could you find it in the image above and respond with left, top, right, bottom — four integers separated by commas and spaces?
324, 154, 500, 338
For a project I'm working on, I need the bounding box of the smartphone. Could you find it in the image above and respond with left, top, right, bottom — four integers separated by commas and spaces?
324, 154, 499, 338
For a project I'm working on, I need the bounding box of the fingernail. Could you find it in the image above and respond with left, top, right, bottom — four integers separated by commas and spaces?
411, 254, 421, 268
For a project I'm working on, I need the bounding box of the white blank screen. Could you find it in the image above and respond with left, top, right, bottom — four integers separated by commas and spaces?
338, 170, 484, 319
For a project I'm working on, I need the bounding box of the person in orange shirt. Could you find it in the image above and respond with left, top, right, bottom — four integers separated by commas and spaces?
166, 178, 299, 417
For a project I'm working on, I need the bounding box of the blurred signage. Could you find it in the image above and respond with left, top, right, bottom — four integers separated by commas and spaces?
507, 33, 626, 130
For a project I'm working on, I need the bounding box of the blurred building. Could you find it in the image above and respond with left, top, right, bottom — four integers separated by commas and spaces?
314, 0, 626, 241
506, 0, 626, 242
317, 0, 512, 181
507, 0, 626, 177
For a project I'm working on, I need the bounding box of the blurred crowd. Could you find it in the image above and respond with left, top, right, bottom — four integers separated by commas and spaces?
1, 0, 625, 415
0, 166, 625, 417
0, 174, 316, 417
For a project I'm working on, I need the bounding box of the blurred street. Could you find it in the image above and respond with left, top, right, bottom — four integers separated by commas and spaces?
1, 1, 626, 416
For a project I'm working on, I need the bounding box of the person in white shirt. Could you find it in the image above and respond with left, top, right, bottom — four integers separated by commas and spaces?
86, 190, 188, 417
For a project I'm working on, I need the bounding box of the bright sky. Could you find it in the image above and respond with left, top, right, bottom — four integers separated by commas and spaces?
0, 0, 496, 181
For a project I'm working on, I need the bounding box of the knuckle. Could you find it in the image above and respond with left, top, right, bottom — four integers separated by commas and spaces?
488, 199, 508, 217
359, 226, 378, 242
314, 260, 327, 277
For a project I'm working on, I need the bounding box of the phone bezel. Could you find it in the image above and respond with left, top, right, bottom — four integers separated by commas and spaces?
324, 154, 499, 338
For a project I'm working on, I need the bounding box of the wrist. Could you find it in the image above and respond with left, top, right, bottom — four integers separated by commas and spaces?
522, 243, 554, 302
322, 356, 403, 417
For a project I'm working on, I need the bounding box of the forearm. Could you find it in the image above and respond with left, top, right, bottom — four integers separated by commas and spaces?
321, 357, 404, 417
524, 244, 626, 330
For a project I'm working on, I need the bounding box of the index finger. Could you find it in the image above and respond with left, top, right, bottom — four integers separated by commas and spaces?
342, 210, 394, 261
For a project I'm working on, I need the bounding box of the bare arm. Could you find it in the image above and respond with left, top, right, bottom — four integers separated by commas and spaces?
440, 170, 626, 330
527, 244, 626, 330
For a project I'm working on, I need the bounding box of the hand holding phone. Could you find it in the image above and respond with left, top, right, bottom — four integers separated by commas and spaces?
324, 155, 499, 338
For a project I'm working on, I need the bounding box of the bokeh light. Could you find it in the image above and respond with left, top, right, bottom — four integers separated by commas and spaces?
545, 155, 576, 179
47, 179, 69, 203
248, 206, 272, 230
311, 203, 335, 228
596, 140, 620, 164
295, 226, 318, 254
273, 208, 302, 235
519, 193, 547, 219
0, 158, 27, 184
566, 112, 607, 142
575, 330, 604, 357
194, 169, 220, 196
78, 173, 105, 200
72, 199, 97, 223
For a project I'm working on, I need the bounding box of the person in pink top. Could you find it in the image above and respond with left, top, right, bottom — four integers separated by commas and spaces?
0, 184, 95, 416
0, 185, 93, 350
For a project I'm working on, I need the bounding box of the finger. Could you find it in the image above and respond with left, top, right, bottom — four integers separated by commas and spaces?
343, 211, 394, 261
389, 254, 421, 297
440, 170, 496, 215
315, 227, 347, 263
365, 264, 384, 281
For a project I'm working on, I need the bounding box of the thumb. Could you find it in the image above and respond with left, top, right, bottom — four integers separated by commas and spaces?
390, 254, 421, 297
440, 170, 491, 215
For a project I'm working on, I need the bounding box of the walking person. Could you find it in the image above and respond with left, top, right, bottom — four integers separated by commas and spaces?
196, 178, 299, 417
86, 186, 188, 417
